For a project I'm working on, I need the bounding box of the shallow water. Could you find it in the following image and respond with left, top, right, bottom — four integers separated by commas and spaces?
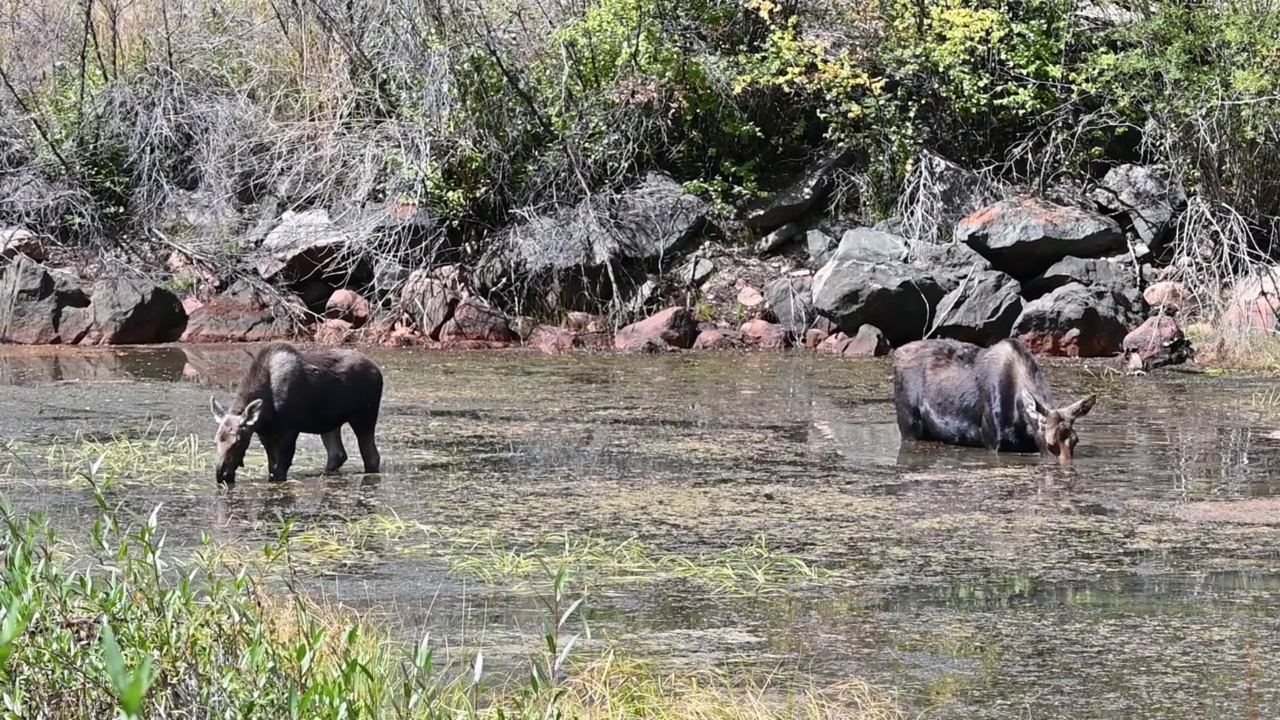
2, 344, 1279, 718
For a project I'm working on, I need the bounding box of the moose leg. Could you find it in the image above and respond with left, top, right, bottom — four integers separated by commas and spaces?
350, 418, 381, 474
271, 432, 299, 481
259, 432, 279, 478
321, 430, 348, 473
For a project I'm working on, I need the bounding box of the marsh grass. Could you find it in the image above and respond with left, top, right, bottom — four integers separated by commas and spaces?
288, 515, 840, 597
0, 424, 206, 487
0, 464, 901, 720
1185, 323, 1280, 375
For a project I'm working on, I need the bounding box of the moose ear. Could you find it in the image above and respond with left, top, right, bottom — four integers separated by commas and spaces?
1063, 394, 1096, 421
210, 397, 227, 422
241, 398, 264, 428
1021, 389, 1047, 424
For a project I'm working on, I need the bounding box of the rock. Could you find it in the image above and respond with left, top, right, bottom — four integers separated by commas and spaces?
400, 270, 457, 339
834, 228, 909, 265
1223, 268, 1280, 333
1021, 256, 1140, 302
502, 172, 709, 274
614, 307, 699, 352
737, 285, 765, 308
324, 289, 372, 328
739, 319, 791, 349
313, 318, 355, 345
1, 227, 45, 263
818, 325, 890, 357
909, 241, 992, 285
180, 280, 296, 343
438, 297, 517, 344
1144, 281, 1192, 317
297, 279, 334, 313
764, 276, 814, 336
955, 197, 1127, 280
528, 325, 578, 354
511, 315, 539, 341
691, 328, 740, 350
812, 256, 948, 347
1122, 315, 1192, 370
679, 257, 715, 286
806, 230, 837, 268
564, 311, 606, 333
256, 209, 356, 282
181, 297, 203, 316
0, 256, 91, 344
744, 148, 856, 232
1013, 282, 1145, 357
929, 270, 1023, 345
1092, 164, 1186, 252
804, 328, 829, 348
84, 277, 187, 345
371, 259, 412, 301
896, 151, 1003, 243
757, 220, 805, 256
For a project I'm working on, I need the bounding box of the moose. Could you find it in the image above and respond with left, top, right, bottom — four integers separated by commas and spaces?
891, 337, 1096, 466
209, 342, 384, 484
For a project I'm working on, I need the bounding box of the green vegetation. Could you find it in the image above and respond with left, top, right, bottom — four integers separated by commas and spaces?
0, 464, 901, 720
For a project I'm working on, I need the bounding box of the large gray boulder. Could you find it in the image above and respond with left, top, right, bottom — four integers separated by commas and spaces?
0, 256, 91, 344
764, 276, 815, 336
743, 148, 855, 232
504, 172, 709, 273
811, 232, 994, 346
256, 209, 355, 281
1013, 282, 1145, 357
955, 197, 1127, 280
1021, 256, 1141, 303
812, 258, 949, 347
833, 228, 909, 265
929, 270, 1023, 346
84, 277, 187, 345
1092, 164, 1186, 252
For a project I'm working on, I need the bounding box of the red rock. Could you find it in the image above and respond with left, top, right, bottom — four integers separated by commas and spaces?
1143, 281, 1191, 316
1122, 315, 1192, 369
692, 328, 743, 350
614, 307, 698, 353
1224, 268, 1280, 332
325, 289, 372, 328
400, 270, 457, 339
804, 328, 829, 349
565, 311, 606, 333
528, 325, 578, 354
438, 297, 517, 345
314, 318, 354, 345
181, 296, 203, 316
739, 319, 790, 349
818, 325, 890, 357
180, 281, 295, 343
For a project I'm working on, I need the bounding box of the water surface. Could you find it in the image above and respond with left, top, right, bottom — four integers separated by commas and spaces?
1, 344, 1278, 719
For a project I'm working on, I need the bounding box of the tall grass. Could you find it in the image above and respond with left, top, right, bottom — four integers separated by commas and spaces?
0, 460, 902, 720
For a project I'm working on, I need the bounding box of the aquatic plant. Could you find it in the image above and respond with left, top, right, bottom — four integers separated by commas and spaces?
0, 461, 901, 720
287, 514, 840, 597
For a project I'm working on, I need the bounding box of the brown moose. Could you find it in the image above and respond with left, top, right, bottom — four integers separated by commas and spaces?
209, 342, 384, 484
891, 338, 1096, 466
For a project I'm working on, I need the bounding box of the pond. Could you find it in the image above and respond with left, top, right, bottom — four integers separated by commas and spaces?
1, 343, 1278, 719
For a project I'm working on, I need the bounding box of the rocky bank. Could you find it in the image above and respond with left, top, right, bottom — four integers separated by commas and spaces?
0, 154, 1243, 372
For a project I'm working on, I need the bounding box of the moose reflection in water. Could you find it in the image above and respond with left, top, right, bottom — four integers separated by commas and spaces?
209, 342, 384, 484
892, 337, 1097, 467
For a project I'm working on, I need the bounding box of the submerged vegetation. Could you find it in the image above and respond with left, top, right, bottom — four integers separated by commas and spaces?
0, 466, 902, 719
